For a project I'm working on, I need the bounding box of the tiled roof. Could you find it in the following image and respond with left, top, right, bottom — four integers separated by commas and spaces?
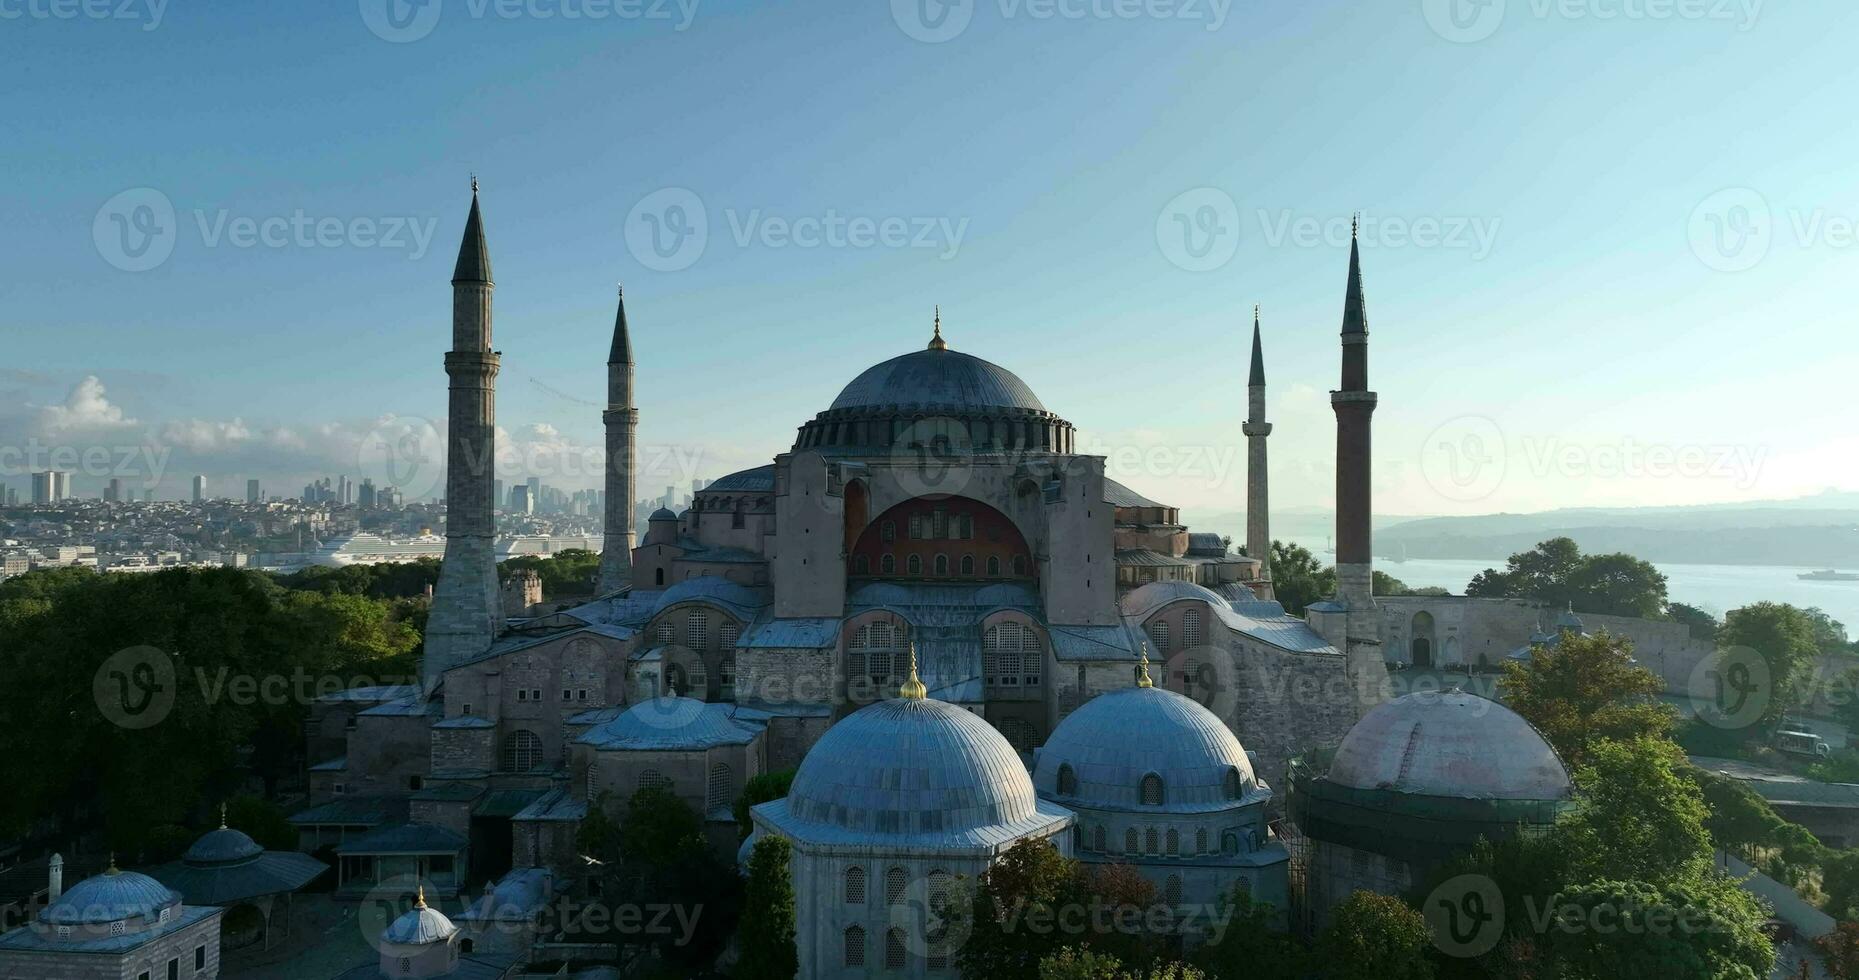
334, 823, 468, 856
703, 464, 776, 493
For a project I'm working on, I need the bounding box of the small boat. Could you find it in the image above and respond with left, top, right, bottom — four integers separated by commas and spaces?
1798, 569, 1859, 582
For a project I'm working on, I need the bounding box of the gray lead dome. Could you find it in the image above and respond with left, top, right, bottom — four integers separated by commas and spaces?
829, 348, 1046, 413
1035, 686, 1260, 812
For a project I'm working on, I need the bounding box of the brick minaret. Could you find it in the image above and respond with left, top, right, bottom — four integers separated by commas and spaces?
597, 286, 637, 594
423, 180, 502, 695
1328, 218, 1386, 704
1243, 306, 1272, 574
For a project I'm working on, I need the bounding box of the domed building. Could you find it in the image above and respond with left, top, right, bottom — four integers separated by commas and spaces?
1033, 650, 1287, 926
147, 808, 328, 949
1285, 689, 1574, 930
0, 857, 225, 979
335, 886, 519, 979
747, 652, 1073, 978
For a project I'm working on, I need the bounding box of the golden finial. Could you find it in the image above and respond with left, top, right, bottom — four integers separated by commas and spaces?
106, 853, 120, 875
1135, 639, 1154, 689
900, 641, 928, 700
219, 803, 228, 831
415, 885, 427, 909
927, 306, 948, 351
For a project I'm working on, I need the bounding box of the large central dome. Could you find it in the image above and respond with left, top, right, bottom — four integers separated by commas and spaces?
830, 347, 1046, 413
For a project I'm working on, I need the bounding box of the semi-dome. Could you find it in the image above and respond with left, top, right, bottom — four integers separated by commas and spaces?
382, 893, 457, 946
578, 696, 763, 750
183, 827, 264, 866
1327, 690, 1571, 801
783, 697, 1040, 837
1035, 686, 1260, 811
42, 870, 179, 926
830, 347, 1046, 414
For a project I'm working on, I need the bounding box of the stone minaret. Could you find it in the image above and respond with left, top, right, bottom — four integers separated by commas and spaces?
597, 286, 637, 594
1326, 219, 1387, 705
1242, 306, 1272, 573
423, 180, 502, 695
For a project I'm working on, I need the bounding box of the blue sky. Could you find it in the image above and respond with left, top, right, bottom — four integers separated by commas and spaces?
1, 0, 1854, 516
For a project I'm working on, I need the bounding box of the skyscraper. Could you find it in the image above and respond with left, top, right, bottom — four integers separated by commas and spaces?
247, 478, 261, 504
192, 475, 207, 503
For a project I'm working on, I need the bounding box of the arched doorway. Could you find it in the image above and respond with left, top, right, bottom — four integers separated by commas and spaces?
1410, 611, 1436, 668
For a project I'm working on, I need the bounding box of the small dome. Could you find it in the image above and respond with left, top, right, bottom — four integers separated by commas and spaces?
579, 697, 761, 750
1035, 687, 1258, 811
382, 901, 457, 946
1118, 580, 1233, 620
785, 698, 1038, 836
42, 870, 179, 926
183, 827, 264, 866
830, 348, 1046, 414
648, 507, 678, 522
1328, 690, 1571, 801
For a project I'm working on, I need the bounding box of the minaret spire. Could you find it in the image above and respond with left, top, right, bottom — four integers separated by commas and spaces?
425, 183, 503, 695
598, 284, 638, 594
1243, 306, 1273, 590
1322, 216, 1386, 713
927, 306, 948, 351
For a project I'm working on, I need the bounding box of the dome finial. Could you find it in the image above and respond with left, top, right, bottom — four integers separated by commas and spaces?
1136, 640, 1154, 688
927, 306, 948, 351
219, 803, 228, 831
415, 884, 427, 909
900, 641, 928, 700
106, 852, 120, 875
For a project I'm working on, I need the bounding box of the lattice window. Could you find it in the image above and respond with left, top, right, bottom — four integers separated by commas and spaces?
706, 764, 732, 814
1125, 828, 1138, 854
720, 622, 740, 648
886, 867, 907, 906
998, 718, 1036, 753
934, 554, 949, 576
1149, 621, 1170, 654
1183, 608, 1202, 648
961, 554, 975, 575
1226, 766, 1244, 799
886, 928, 907, 969
845, 866, 866, 904
987, 555, 1001, 576
881, 520, 895, 541
1094, 824, 1106, 853
656, 619, 672, 645
909, 515, 923, 539
719, 655, 736, 699
1167, 828, 1180, 856
638, 769, 670, 793
881, 553, 896, 574
1141, 773, 1164, 806
586, 763, 597, 797
687, 612, 707, 650
1145, 827, 1159, 854
844, 925, 866, 967
501, 730, 543, 772
1165, 875, 1183, 906
907, 554, 922, 574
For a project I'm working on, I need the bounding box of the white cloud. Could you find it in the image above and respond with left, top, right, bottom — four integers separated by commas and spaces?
36, 376, 138, 433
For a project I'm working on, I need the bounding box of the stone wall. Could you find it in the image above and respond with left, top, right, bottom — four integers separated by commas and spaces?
0, 913, 222, 980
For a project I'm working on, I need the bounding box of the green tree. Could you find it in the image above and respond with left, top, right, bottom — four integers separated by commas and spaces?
1467, 537, 1584, 605
593, 786, 741, 969
955, 838, 1083, 980
1498, 630, 1673, 768
1465, 538, 1669, 620
1816, 921, 1859, 978
737, 836, 798, 980
1719, 602, 1823, 732
1039, 947, 1208, 980
619, 786, 708, 864
1314, 891, 1433, 980
1270, 541, 1335, 616
1559, 738, 1711, 886
734, 769, 796, 839
1667, 603, 1720, 642
1192, 887, 1311, 980
499, 548, 602, 598
1539, 877, 1773, 980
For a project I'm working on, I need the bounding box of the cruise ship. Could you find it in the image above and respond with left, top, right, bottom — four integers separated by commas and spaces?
306, 533, 605, 568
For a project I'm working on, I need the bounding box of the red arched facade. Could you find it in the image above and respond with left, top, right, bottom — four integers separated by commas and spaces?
848, 496, 1035, 583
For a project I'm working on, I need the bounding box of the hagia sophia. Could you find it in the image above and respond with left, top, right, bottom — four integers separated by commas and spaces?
0, 187, 1580, 980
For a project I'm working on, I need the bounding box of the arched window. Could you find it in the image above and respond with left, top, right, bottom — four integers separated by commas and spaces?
1012, 554, 1028, 576
637, 769, 670, 793
844, 866, 866, 904
984, 621, 1040, 689
1140, 773, 1165, 806
1196, 828, 1209, 854
987, 555, 1001, 576
1094, 824, 1106, 853
1183, 608, 1202, 648
655, 619, 672, 645
844, 925, 866, 967
501, 730, 543, 772
885, 928, 907, 970
585, 763, 598, 798
1226, 766, 1244, 800
1145, 828, 1159, 854
1056, 763, 1077, 796
1125, 828, 1138, 854
853, 554, 870, 574
686, 611, 707, 649
934, 554, 949, 576
1164, 875, 1183, 906
886, 866, 907, 906
907, 554, 922, 574
1167, 828, 1180, 855
706, 764, 732, 814
960, 554, 975, 575
881, 520, 896, 541
881, 553, 896, 574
